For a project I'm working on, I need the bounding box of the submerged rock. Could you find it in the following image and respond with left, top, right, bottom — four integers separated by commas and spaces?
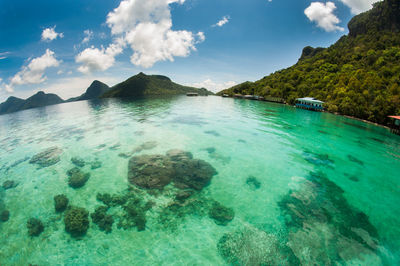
303, 151, 334, 168
118, 198, 147, 231
278, 171, 380, 264
347, 154, 364, 166
128, 154, 174, 189
67, 168, 90, 188
54, 194, 69, 212
1, 210, 9, 222
132, 141, 158, 153
246, 176, 261, 190
27, 218, 44, 237
91, 206, 114, 233
64, 206, 89, 237
29, 147, 62, 168
209, 201, 234, 226
218, 226, 289, 265
90, 160, 102, 169
2, 180, 18, 190
128, 150, 216, 191
71, 157, 85, 167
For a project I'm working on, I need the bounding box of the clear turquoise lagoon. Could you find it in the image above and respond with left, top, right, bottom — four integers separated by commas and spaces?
1, 96, 399, 265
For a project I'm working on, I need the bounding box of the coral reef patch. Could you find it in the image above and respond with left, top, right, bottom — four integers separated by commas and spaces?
67, 168, 90, 188
2, 180, 18, 190
1, 210, 9, 222
27, 218, 44, 237
208, 201, 234, 226
29, 147, 62, 168
71, 157, 85, 167
91, 206, 114, 233
54, 194, 69, 212
128, 149, 217, 191
246, 176, 261, 190
64, 206, 89, 237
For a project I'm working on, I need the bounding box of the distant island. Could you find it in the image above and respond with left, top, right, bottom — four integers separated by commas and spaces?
218, 0, 400, 126
0, 73, 212, 115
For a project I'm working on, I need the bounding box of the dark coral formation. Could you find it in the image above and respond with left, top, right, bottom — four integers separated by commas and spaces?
27, 218, 44, 237
64, 206, 89, 237
1, 210, 9, 222
347, 154, 364, 166
2, 180, 18, 190
91, 206, 114, 233
303, 151, 334, 168
204, 130, 220, 137
118, 196, 149, 231
96, 193, 127, 207
67, 167, 90, 188
71, 157, 85, 167
278, 171, 380, 264
208, 201, 234, 226
128, 149, 217, 191
29, 147, 62, 168
54, 194, 69, 212
246, 176, 261, 190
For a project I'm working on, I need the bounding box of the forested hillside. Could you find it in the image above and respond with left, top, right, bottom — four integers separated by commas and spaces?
219, 0, 400, 125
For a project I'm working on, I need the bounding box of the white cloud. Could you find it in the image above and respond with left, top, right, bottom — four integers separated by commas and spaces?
213, 16, 230, 27
0, 52, 10, 60
190, 79, 237, 93
304, 2, 344, 32
1, 49, 60, 92
82, 30, 94, 44
339, 0, 378, 15
75, 40, 125, 74
105, 0, 203, 68
41, 26, 64, 41
197, 32, 205, 43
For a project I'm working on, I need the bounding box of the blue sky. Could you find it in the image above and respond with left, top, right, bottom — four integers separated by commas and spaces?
0, 0, 378, 101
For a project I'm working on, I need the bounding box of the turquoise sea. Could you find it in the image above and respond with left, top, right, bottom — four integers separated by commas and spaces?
0, 95, 399, 265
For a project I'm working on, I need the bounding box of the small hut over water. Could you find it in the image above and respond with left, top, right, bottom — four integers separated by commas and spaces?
388, 116, 400, 135
295, 97, 324, 111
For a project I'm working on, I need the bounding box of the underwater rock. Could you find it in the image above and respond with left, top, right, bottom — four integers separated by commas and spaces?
64, 206, 89, 237
29, 147, 62, 168
109, 143, 121, 150
278, 171, 380, 264
173, 159, 216, 190
27, 218, 44, 237
118, 153, 131, 158
303, 151, 334, 168
209, 201, 234, 226
54, 194, 69, 212
71, 157, 85, 167
67, 168, 90, 189
203, 147, 216, 154
97, 192, 128, 207
118, 198, 147, 231
237, 139, 246, 143
90, 160, 102, 169
175, 190, 194, 202
1, 210, 9, 222
2, 180, 18, 190
347, 154, 364, 166
128, 154, 174, 189
204, 130, 220, 137
246, 176, 261, 190
128, 150, 216, 191
132, 141, 158, 153
218, 226, 287, 265
91, 206, 114, 233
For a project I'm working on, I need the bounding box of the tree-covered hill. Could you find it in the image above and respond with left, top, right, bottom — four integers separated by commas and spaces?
218, 0, 400, 125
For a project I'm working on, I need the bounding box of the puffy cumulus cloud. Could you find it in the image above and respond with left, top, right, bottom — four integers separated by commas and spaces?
41, 26, 64, 41
339, 0, 378, 14
213, 16, 230, 27
82, 30, 94, 44
190, 79, 237, 93
75, 40, 125, 74
305, 2, 344, 32
1, 49, 60, 92
106, 0, 204, 68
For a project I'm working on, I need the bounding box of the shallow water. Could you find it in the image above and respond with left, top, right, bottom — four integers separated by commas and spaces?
0, 96, 399, 265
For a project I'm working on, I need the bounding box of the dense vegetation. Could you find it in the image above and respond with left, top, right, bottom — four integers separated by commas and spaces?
67, 80, 110, 102
0, 91, 64, 114
219, 0, 400, 125
102, 72, 212, 98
